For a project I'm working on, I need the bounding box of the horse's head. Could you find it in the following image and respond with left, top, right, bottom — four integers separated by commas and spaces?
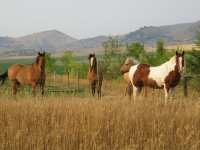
120, 58, 136, 74
175, 51, 185, 73
88, 53, 96, 68
36, 52, 46, 71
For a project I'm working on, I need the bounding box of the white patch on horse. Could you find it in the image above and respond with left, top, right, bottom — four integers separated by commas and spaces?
129, 64, 139, 85
90, 57, 94, 67
128, 64, 139, 99
179, 57, 183, 72
148, 56, 176, 87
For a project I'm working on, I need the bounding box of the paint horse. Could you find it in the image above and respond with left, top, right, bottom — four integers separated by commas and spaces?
0, 52, 46, 95
120, 57, 138, 97
129, 51, 185, 101
87, 53, 103, 98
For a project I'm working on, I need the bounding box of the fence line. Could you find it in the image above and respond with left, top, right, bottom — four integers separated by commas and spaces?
183, 74, 200, 97
46, 70, 85, 94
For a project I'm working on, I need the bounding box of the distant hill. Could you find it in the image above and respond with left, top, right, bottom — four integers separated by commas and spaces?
0, 30, 77, 52
0, 20, 200, 56
121, 21, 200, 46
15, 30, 77, 52
65, 36, 109, 50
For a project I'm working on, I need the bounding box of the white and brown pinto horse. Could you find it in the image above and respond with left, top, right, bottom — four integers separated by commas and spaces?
87, 53, 103, 98
129, 51, 185, 101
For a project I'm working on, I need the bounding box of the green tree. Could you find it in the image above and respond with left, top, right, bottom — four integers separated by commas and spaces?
194, 31, 200, 49
126, 42, 148, 63
156, 39, 165, 55
60, 51, 78, 73
45, 53, 56, 73
103, 37, 121, 55
126, 42, 144, 59
102, 37, 124, 79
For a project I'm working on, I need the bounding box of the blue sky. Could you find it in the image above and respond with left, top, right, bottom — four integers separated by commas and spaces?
0, 0, 200, 39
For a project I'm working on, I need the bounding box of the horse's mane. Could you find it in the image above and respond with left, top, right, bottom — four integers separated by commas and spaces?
36, 55, 40, 64
165, 56, 175, 64
161, 56, 176, 69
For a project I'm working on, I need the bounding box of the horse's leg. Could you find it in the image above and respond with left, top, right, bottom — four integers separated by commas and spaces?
127, 82, 132, 99
132, 85, 139, 101
170, 88, 175, 100
12, 80, 19, 95
144, 87, 147, 97
41, 85, 44, 95
97, 81, 102, 99
40, 80, 45, 95
125, 86, 127, 96
164, 84, 169, 103
137, 86, 143, 100
92, 81, 97, 97
31, 82, 37, 96
97, 85, 100, 99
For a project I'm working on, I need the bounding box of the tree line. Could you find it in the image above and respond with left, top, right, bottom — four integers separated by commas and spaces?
1, 32, 199, 80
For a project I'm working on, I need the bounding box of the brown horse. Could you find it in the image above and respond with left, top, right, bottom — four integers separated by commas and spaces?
0, 52, 46, 95
87, 53, 103, 98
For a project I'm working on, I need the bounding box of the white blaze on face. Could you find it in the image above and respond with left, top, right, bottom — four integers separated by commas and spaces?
179, 57, 183, 72
90, 57, 94, 67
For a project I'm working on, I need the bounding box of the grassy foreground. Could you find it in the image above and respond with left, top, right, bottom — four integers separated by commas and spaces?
0, 93, 200, 150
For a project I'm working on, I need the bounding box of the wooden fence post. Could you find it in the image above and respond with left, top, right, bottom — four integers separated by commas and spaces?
183, 76, 188, 97
67, 71, 69, 87
77, 71, 80, 91
53, 71, 56, 86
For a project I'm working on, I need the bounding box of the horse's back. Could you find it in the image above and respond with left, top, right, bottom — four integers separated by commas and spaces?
8, 64, 24, 81
8, 64, 34, 84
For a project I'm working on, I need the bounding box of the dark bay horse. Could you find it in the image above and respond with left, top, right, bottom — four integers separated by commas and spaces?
87, 53, 103, 98
0, 52, 46, 95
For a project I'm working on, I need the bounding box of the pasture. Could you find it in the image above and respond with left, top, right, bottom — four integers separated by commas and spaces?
0, 52, 200, 150
0, 74, 200, 149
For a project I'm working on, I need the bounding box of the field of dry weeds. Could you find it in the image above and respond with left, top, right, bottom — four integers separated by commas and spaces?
0, 79, 200, 150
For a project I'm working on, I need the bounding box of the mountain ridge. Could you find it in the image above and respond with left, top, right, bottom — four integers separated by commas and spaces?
0, 20, 200, 55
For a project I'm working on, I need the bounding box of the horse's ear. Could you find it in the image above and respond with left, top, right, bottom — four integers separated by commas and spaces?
42, 52, 46, 56
88, 54, 92, 59
176, 51, 178, 55
38, 52, 41, 56
182, 51, 185, 56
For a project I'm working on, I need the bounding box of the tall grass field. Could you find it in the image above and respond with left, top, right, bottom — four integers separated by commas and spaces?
0, 78, 200, 150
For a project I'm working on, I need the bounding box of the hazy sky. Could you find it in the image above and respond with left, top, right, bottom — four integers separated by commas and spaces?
0, 0, 200, 39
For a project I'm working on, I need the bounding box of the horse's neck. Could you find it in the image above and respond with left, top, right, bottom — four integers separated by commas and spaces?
89, 62, 97, 73
89, 66, 97, 73
32, 63, 42, 73
157, 56, 176, 72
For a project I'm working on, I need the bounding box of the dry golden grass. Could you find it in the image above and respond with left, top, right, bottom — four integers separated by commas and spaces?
165, 44, 200, 51
0, 80, 200, 150
148, 43, 200, 52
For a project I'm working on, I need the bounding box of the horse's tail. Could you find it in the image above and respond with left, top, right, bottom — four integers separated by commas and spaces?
0, 71, 8, 86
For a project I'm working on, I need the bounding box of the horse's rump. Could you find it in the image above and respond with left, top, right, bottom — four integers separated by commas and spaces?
132, 64, 150, 86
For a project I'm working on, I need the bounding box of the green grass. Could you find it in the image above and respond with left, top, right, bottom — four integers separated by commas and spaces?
0, 58, 34, 72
